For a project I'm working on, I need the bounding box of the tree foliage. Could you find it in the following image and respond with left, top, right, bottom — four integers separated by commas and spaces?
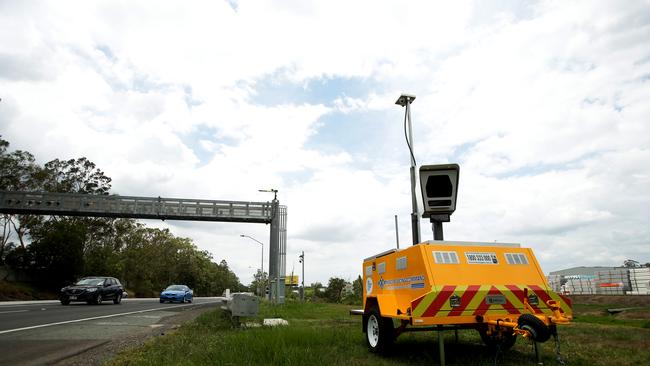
324, 277, 347, 303
0, 138, 44, 261
352, 275, 363, 299
250, 269, 268, 296
0, 138, 244, 295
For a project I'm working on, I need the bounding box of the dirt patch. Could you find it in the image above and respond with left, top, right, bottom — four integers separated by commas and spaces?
569, 295, 650, 307
616, 310, 650, 320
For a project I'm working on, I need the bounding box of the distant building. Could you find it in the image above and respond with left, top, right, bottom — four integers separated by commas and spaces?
547, 266, 638, 295
548, 266, 617, 277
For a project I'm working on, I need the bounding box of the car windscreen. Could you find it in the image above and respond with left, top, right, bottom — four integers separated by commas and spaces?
165, 285, 186, 291
75, 278, 105, 286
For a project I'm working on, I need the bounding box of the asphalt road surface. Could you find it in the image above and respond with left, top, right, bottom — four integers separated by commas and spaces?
0, 297, 224, 365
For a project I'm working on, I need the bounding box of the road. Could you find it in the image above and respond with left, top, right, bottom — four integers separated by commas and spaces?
0, 297, 223, 333
0, 297, 224, 365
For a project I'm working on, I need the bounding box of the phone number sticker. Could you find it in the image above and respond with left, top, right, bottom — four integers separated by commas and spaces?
465, 252, 498, 264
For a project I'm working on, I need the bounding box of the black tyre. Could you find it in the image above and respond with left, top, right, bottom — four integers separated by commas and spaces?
365, 305, 394, 354
95, 294, 103, 305
479, 329, 517, 351
160, 299, 165, 303
60, 299, 70, 305
113, 293, 122, 304
518, 314, 550, 343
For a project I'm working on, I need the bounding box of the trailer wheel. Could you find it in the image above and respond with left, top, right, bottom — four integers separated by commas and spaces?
479, 329, 517, 351
518, 314, 550, 343
366, 305, 394, 354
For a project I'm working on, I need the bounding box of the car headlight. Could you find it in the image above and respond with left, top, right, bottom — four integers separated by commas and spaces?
87, 288, 97, 292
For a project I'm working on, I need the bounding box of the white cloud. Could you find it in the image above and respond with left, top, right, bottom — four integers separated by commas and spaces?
1, 0, 649, 285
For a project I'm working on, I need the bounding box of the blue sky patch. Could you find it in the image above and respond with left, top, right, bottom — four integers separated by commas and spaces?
178, 126, 221, 166
248, 73, 380, 107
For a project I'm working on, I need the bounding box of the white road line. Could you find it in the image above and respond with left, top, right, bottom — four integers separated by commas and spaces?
0, 300, 223, 335
0, 297, 224, 306
0, 310, 29, 314
0, 300, 59, 307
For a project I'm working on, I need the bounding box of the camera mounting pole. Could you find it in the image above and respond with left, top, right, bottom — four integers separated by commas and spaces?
396, 93, 421, 245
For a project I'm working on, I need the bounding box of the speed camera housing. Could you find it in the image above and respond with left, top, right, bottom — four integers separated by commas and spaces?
419, 164, 460, 218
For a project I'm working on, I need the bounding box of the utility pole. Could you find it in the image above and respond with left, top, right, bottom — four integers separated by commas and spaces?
299, 251, 305, 301
240, 234, 264, 296
396, 93, 420, 245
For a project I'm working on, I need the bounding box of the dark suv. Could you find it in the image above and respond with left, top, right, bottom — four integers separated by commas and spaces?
60, 277, 124, 305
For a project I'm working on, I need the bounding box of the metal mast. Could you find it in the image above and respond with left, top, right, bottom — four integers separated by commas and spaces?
396, 93, 421, 245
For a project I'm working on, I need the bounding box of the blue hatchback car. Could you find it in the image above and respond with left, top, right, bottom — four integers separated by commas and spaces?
160, 285, 193, 303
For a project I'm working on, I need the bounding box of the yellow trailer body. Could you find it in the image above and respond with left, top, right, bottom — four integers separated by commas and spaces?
362, 241, 571, 337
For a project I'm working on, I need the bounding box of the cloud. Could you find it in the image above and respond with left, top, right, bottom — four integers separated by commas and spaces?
1, 0, 649, 284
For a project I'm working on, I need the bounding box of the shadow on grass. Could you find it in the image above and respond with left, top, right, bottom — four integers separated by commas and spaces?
374, 335, 550, 366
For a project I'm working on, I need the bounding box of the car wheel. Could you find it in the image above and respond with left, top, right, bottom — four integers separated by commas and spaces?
113, 293, 122, 304
365, 305, 394, 354
160, 299, 164, 303
96, 294, 103, 305
60, 299, 70, 305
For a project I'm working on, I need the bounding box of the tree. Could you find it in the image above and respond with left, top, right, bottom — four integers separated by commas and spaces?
0, 137, 43, 261
0, 139, 117, 275
325, 277, 348, 303
28, 220, 85, 287
0, 137, 43, 191
352, 275, 363, 299
19, 156, 117, 289
41, 157, 111, 194
250, 269, 268, 296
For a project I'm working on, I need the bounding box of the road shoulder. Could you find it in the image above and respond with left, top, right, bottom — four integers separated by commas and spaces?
53, 303, 218, 366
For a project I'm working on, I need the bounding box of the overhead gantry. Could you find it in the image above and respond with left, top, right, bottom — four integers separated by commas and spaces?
0, 190, 288, 302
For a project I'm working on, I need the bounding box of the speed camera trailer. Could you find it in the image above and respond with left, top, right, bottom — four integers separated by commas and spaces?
356, 163, 573, 360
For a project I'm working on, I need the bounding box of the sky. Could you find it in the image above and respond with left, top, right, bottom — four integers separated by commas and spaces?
1, 0, 649, 286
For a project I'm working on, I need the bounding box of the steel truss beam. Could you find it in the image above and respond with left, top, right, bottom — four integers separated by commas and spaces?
0, 190, 288, 303
0, 191, 273, 223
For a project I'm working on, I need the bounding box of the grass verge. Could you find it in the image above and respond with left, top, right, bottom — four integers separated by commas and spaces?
0, 280, 57, 300
108, 300, 650, 366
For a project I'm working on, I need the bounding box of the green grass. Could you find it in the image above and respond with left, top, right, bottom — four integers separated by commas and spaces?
572, 303, 650, 328
108, 300, 650, 366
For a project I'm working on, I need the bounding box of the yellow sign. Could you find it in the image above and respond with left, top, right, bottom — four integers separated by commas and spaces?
285, 275, 299, 286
